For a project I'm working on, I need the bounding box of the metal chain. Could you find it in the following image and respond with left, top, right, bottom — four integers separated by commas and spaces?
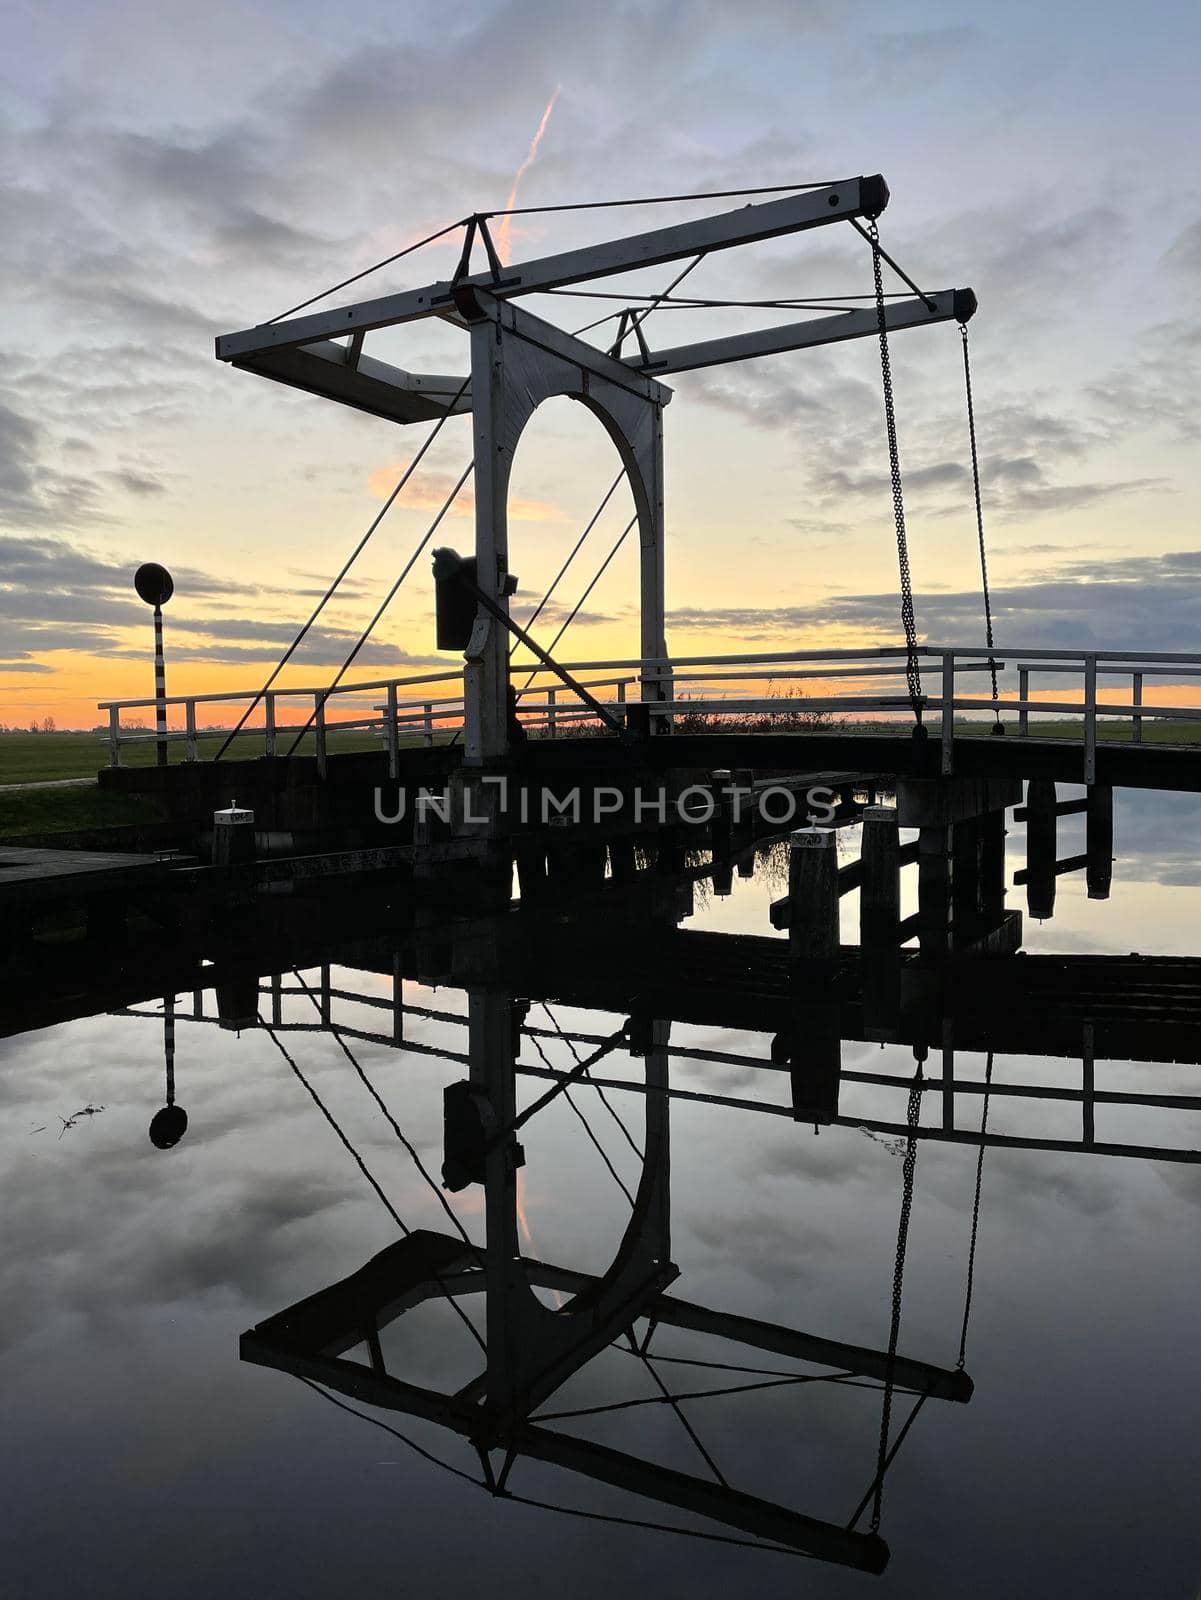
960, 323, 1002, 728
956, 1050, 994, 1369
868, 218, 923, 723
871, 1059, 924, 1534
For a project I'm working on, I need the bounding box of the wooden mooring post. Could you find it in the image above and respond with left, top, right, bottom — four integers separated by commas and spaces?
787, 827, 839, 971
1023, 778, 1057, 920
1086, 784, 1113, 900
859, 806, 900, 944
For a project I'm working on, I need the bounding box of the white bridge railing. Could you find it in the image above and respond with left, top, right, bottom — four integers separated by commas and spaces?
97, 645, 1201, 781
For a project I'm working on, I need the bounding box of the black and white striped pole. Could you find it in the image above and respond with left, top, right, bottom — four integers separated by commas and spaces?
149, 993, 188, 1149
134, 563, 174, 768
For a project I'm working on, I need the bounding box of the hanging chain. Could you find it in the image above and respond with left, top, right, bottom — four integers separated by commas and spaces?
956, 1049, 994, 1369
959, 322, 1002, 729
868, 218, 922, 724
871, 1058, 924, 1534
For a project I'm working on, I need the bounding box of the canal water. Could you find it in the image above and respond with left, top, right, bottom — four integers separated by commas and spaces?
2, 787, 1199, 1597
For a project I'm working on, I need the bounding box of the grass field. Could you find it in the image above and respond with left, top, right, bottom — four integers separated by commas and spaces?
0, 728, 395, 785
0, 785, 170, 840
954, 716, 1201, 744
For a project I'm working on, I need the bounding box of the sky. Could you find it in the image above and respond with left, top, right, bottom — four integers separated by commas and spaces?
1, 0, 1199, 728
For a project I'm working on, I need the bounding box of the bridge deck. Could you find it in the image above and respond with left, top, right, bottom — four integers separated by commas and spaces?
97, 730, 1201, 811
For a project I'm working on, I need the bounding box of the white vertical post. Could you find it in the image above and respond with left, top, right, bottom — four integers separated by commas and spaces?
108, 706, 121, 767
385, 682, 399, 781
423, 702, 434, 747
1132, 671, 1143, 744
185, 699, 198, 762
264, 692, 276, 757
153, 604, 168, 768
941, 651, 955, 776
1018, 667, 1029, 737
1083, 654, 1097, 785
466, 317, 511, 766
314, 692, 328, 779
640, 403, 670, 726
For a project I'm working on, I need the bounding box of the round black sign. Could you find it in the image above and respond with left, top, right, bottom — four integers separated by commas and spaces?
134, 562, 174, 607
149, 1104, 188, 1149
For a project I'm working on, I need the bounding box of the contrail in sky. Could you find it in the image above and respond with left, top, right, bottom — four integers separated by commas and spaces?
494, 86, 561, 263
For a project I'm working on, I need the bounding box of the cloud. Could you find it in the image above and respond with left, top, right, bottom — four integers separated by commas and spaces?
105, 637, 439, 669
0, 531, 436, 671
0, 399, 110, 528
863, 24, 981, 93
685, 350, 1166, 522
104, 468, 167, 497
1085, 321, 1201, 442
365, 464, 564, 523
1162, 220, 1201, 279
666, 548, 1201, 652
510, 599, 614, 629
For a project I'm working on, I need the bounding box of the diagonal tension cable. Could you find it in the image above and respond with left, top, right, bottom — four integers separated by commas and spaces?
960, 322, 1002, 728
865, 217, 923, 725
523, 1030, 635, 1206
285, 450, 474, 756
541, 1002, 642, 1161
514, 518, 636, 699
496, 179, 851, 217
267, 217, 470, 325
261, 1014, 486, 1354
215, 384, 469, 762
634, 1338, 728, 1488
288, 970, 482, 1262
957, 1051, 994, 1369
510, 471, 627, 651
265, 181, 849, 329
870, 1060, 924, 1535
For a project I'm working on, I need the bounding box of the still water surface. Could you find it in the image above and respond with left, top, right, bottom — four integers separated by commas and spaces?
2, 787, 1199, 1597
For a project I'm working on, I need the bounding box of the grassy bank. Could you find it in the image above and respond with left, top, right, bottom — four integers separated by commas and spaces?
0, 785, 171, 841
0, 728, 393, 786
953, 716, 1201, 744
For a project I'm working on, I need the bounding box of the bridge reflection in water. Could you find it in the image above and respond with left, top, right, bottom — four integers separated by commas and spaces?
106, 781, 1201, 1577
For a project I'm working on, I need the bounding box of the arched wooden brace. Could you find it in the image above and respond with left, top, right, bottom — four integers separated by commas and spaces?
454, 288, 672, 763
470, 990, 675, 1427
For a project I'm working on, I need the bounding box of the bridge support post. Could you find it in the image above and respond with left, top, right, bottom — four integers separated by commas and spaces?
639, 403, 669, 726
862, 939, 901, 1041
1025, 779, 1057, 921
787, 827, 839, 971
788, 996, 841, 1124
1086, 784, 1113, 900
951, 815, 982, 938
860, 806, 900, 944
464, 315, 514, 767
608, 836, 637, 885
710, 770, 733, 896
980, 807, 1007, 925
917, 826, 952, 956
